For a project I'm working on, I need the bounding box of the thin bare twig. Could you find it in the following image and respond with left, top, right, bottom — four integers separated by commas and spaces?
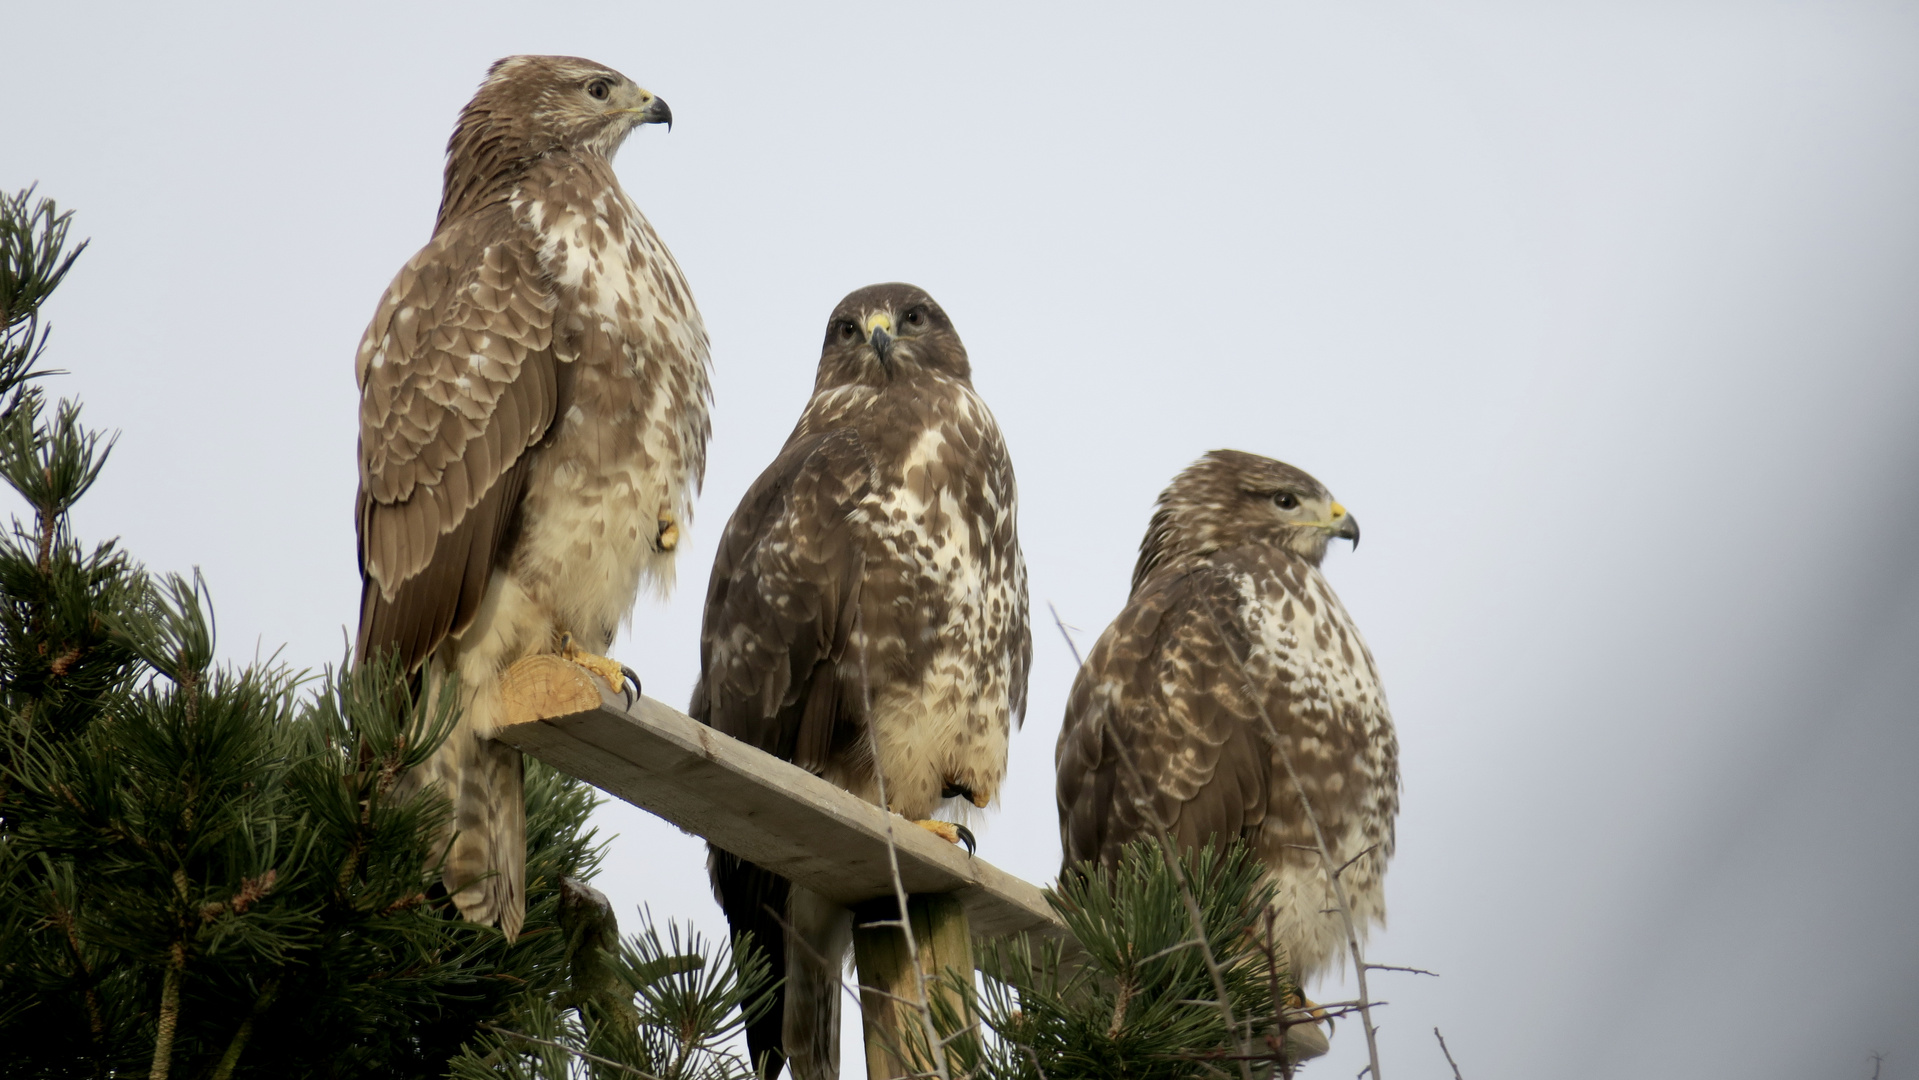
1048, 602, 1085, 667
1279, 842, 1377, 883
1135, 936, 1209, 966
936, 1018, 984, 1048
1365, 964, 1439, 977
1187, 998, 1382, 1036
1434, 1027, 1464, 1080
1333, 844, 1381, 881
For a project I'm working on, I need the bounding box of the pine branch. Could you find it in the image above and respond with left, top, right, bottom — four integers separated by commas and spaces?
1434, 1028, 1464, 1079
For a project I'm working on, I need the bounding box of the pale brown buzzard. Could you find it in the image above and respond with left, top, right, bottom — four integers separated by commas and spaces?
355, 55, 711, 941
1055, 450, 1396, 989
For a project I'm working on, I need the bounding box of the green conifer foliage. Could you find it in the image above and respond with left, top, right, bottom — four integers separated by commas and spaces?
924, 841, 1303, 1080
0, 188, 766, 1080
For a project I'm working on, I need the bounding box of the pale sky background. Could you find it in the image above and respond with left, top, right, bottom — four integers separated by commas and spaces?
6, 2, 1918, 1077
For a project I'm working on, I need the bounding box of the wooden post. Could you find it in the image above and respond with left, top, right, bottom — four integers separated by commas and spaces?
851, 892, 974, 1080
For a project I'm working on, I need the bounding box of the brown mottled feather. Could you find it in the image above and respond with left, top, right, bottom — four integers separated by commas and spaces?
355, 202, 559, 671
1056, 450, 1397, 985
1057, 567, 1274, 861
354, 56, 711, 943
690, 428, 873, 770
693, 284, 1029, 1079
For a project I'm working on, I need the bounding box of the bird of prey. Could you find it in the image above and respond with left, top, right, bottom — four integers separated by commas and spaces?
354, 55, 711, 941
1055, 450, 1397, 992
690, 283, 1030, 1079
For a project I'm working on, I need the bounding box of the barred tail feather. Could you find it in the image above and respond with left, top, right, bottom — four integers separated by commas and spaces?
710, 853, 851, 1079
409, 664, 528, 942
711, 849, 792, 1077
785, 886, 849, 1080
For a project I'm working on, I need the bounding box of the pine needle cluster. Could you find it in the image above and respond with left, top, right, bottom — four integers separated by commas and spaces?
0, 187, 769, 1079
928, 841, 1305, 1080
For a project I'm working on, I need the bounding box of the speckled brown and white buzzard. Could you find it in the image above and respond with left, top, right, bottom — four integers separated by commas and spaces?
1055, 450, 1396, 990
354, 56, 711, 941
691, 284, 1029, 1080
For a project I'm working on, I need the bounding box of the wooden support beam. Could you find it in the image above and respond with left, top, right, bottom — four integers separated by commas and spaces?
852, 893, 973, 1080
494, 655, 1068, 946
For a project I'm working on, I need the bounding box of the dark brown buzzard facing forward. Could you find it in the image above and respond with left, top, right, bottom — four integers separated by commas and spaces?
1056, 450, 1397, 992
355, 56, 711, 941
691, 284, 1030, 1080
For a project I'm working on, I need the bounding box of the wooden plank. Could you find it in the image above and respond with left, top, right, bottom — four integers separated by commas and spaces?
495, 655, 1067, 944
852, 893, 974, 1080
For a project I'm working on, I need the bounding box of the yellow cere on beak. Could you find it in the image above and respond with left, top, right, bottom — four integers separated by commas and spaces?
1331, 502, 1347, 519
863, 312, 894, 337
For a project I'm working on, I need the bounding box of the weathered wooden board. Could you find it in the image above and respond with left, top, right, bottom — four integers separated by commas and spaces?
495, 655, 1066, 944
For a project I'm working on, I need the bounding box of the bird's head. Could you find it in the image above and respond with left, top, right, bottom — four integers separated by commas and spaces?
1132, 449, 1360, 591
466, 55, 671, 160
817, 283, 971, 388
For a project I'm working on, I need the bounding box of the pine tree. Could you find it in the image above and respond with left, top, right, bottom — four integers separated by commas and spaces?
0, 187, 769, 1080
915, 841, 1308, 1080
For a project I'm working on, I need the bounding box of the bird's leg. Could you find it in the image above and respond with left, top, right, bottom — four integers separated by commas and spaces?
557, 631, 641, 704
906, 778, 988, 852
654, 510, 680, 552
909, 819, 976, 854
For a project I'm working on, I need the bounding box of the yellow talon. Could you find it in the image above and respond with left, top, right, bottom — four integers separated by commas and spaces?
912, 819, 977, 853
915, 819, 960, 844
558, 631, 632, 696
656, 511, 679, 552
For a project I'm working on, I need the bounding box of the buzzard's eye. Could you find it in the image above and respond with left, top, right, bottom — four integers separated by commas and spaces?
586, 79, 612, 101
904, 308, 924, 327
1273, 492, 1300, 510
838, 321, 859, 341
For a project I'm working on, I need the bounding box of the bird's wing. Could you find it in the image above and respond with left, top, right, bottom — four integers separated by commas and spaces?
1056, 565, 1275, 868
990, 434, 1033, 728
689, 427, 876, 771
354, 205, 563, 671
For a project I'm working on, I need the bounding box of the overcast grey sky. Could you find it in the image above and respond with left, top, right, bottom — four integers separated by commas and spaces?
6, 2, 1918, 1076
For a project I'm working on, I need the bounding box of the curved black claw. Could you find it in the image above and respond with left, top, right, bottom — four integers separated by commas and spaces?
954, 823, 977, 855
619, 665, 642, 710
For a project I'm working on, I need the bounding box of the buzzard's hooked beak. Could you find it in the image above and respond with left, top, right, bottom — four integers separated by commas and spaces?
1330, 502, 1361, 549
864, 313, 895, 375
634, 95, 672, 131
